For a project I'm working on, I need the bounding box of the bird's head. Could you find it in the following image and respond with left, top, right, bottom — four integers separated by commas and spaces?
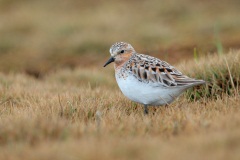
103, 42, 135, 67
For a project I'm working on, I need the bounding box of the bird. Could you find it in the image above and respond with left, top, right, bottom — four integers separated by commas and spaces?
103, 42, 205, 115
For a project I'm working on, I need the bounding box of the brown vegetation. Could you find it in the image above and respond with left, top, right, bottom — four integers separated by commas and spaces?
0, 0, 240, 159
0, 50, 240, 159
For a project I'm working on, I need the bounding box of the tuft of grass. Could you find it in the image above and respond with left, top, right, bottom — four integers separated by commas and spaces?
180, 50, 240, 100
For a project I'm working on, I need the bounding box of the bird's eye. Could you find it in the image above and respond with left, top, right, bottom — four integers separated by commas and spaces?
120, 50, 124, 53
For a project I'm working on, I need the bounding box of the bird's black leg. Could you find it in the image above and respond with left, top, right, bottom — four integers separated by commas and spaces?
144, 104, 148, 115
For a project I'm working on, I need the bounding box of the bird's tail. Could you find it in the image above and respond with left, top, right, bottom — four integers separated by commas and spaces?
175, 76, 206, 88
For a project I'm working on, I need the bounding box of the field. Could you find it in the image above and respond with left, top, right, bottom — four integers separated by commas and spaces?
1, 0, 240, 159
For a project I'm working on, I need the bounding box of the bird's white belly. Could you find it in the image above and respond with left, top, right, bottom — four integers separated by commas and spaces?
116, 74, 184, 106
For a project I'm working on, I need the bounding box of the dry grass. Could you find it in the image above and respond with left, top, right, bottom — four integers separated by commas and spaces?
0, 50, 240, 159
181, 50, 240, 99
1, 0, 240, 159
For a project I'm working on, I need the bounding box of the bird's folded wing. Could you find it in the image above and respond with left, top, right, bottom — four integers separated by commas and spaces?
129, 54, 205, 87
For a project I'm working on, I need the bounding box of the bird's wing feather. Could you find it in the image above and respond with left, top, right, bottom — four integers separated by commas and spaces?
127, 54, 205, 87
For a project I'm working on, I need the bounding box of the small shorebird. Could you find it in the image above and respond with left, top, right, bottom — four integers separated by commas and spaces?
103, 42, 205, 114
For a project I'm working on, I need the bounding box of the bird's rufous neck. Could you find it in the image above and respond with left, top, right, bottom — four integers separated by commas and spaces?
114, 52, 133, 69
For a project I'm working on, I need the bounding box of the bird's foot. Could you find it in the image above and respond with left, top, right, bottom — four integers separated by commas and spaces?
144, 105, 148, 115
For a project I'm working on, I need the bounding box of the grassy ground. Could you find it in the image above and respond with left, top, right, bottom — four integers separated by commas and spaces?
1, 0, 240, 159
0, 51, 240, 159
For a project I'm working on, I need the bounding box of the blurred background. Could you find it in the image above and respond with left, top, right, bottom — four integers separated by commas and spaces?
0, 0, 240, 78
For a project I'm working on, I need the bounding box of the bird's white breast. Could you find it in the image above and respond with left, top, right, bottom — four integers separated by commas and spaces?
115, 72, 185, 106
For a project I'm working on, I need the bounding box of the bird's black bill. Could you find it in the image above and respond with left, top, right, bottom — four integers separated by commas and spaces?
103, 57, 115, 67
